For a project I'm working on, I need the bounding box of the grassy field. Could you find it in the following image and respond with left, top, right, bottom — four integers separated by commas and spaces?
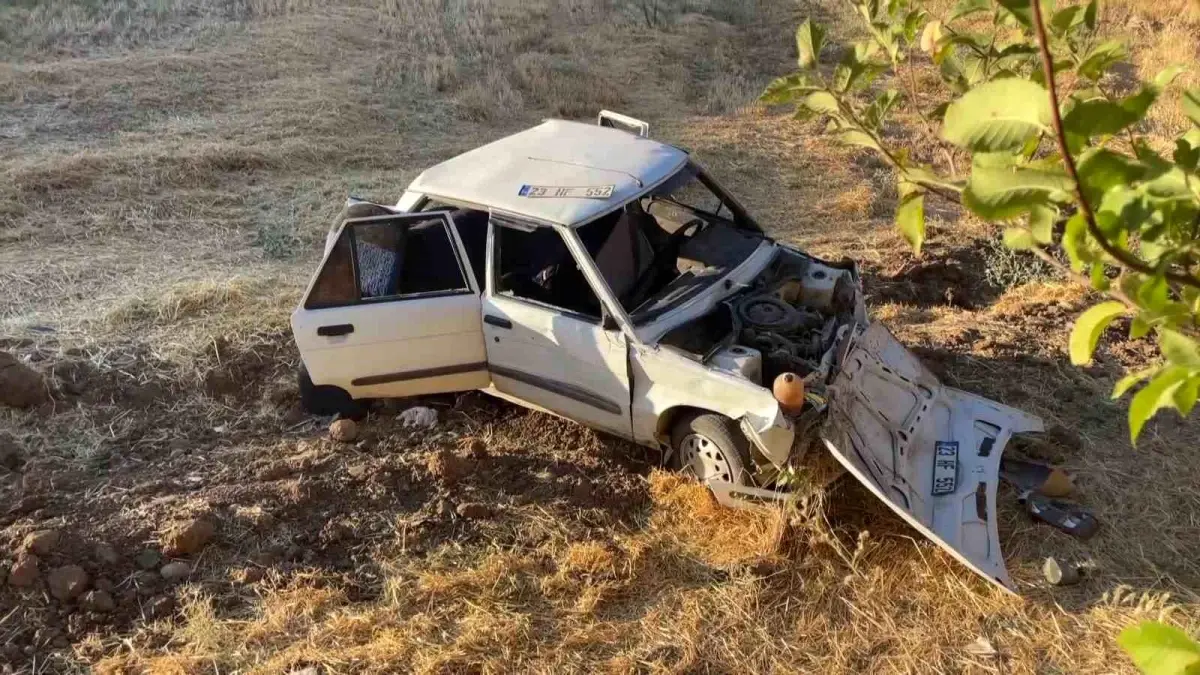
2, 0, 1199, 672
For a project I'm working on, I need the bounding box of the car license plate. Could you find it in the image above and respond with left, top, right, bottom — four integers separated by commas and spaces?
519, 184, 614, 199
932, 441, 958, 495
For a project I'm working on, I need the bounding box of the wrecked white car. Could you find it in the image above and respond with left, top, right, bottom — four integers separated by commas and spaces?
290, 112, 1043, 591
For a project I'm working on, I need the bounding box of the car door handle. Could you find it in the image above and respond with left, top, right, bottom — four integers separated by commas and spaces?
317, 323, 354, 336
484, 315, 512, 329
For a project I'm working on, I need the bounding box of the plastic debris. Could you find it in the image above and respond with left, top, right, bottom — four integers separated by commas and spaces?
400, 406, 438, 429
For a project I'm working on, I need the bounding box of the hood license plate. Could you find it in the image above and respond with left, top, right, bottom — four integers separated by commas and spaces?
932, 441, 959, 495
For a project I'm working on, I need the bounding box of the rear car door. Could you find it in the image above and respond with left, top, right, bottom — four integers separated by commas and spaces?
822, 323, 1043, 592
292, 211, 489, 399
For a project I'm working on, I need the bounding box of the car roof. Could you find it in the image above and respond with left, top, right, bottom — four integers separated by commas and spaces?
407, 119, 689, 227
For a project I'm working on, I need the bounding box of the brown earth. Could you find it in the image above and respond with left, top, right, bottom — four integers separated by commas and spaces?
2, 0, 1199, 673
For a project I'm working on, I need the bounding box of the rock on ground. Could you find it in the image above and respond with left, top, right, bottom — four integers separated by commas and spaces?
48, 565, 89, 601
456, 502, 491, 519
0, 433, 24, 471
23, 529, 60, 556
135, 548, 162, 570
162, 518, 215, 557
8, 555, 39, 587
94, 542, 121, 566
80, 589, 115, 613
0, 351, 48, 408
160, 561, 191, 582
426, 449, 471, 486
329, 418, 358, 443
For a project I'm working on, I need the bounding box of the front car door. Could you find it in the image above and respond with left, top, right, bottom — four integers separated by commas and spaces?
292, 211, 489, 399
822, 323, 1044, 592
481, 217, 632, 438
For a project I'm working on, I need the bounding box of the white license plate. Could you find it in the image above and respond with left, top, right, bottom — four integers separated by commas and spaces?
932, 441, 958, 495
519, 184, 614, 199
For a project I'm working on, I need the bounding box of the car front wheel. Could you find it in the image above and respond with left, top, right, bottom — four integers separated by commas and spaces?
298, 365, 368, 420
670, 412, 754, 487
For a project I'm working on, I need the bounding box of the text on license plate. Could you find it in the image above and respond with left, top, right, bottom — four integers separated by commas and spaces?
932, 441, 959, 495
519, 184, 614, 199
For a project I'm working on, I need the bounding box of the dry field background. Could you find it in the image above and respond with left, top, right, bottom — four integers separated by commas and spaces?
1, 0, 1199, 672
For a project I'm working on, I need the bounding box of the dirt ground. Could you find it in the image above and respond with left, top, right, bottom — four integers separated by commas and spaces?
2, 0, 1199, 673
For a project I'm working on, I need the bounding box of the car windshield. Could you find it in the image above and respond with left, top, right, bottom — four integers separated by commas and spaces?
584, 164, 763, 324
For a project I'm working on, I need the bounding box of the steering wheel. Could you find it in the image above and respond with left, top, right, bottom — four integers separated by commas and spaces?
622, 218, 705, 309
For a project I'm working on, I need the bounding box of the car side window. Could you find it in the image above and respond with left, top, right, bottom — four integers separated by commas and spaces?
305, 216, 469, 308
495, 224, 602, 320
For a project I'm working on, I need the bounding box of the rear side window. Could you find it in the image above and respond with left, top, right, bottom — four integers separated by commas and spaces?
305, 215, 469, 309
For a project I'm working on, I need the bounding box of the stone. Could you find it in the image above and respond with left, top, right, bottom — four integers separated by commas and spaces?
1043, 557, 1082, 586
80, 590, 115, 613
162, 518, 215, 557
23, 529, 61, 556
464, 438, 488, 459
160, 562, 191, 582
47, 565, 89, 601
455, 502, 490, 519
93, 542, 121, 566
8, 555, 39, 587
135, 548, 162, 570
94, 577, 115, 593
0, 433, 23, 471
0, 351, 49, 409
329, 418, 358, 443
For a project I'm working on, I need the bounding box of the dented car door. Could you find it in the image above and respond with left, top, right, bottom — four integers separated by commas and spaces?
823, 323, 1043, 591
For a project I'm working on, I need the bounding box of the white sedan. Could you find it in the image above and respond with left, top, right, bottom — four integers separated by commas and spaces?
290, 112, 1043, 592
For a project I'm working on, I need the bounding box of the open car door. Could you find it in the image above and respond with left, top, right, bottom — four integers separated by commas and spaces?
292, 211, 489, 400
822, 323, 1043, 592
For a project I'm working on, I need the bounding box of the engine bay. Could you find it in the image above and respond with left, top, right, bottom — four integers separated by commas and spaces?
660, 248, 860, 392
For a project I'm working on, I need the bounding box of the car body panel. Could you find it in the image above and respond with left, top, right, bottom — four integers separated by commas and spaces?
823, 323, 1044, 592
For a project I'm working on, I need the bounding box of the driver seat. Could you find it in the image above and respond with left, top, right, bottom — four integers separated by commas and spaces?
592, 207, 656, 301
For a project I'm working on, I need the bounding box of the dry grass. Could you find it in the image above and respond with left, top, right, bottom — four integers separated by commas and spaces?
3, 0, 1200, 673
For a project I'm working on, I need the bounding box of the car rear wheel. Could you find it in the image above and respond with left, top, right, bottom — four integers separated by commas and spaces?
298, 365, 368, 420
670, 412, 754, 486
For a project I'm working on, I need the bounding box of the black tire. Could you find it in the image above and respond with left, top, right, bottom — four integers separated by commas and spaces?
298, 365, 368, 420
670, 412, 755, 486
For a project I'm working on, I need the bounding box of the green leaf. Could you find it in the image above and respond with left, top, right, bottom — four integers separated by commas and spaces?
1182, 88, 1200, 127
1062, 211, 1093, 271
1154, 65, 1187, 90
1174, 139, 1200, 171
1050, 5, 1084, 35
803, 91, 840, 115
1119, 621, 1200, 675
1077, 40, 1128, 81
1077, 150, 1145, 205
996, 0, 1033, 27
1003, 227, 1035, 250
1138, 275, 1170, 313
1090, 261, 1111, 291
1159, 329, 1200, 367
896, 193, 926, 255
797, 19, 827, 69
1029, 204, 1056, 244
1062, 99, 1137, 139
864, 90, 901, 129
1083, 0, 1098, 30
943, 79, 1052, 152
1129, 368, 1190, 443
1130, 315, 1152, 339
838, 129, 883, 152
1069, 301, 1126, 366
948, 0, 990, 21
760, 73, 819, 104
963, 165, 1073, 220
1175, 375, 1200, 417
1113, 366, 1159, 399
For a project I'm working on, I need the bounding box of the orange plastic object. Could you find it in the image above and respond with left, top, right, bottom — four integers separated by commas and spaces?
772, 372, 806, 415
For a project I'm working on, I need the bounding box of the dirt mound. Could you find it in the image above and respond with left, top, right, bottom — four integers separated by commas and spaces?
0, 351, 48, 408
864, 241, 999, 309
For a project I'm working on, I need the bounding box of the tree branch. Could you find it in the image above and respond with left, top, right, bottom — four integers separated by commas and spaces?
1030, 0, 1200, 290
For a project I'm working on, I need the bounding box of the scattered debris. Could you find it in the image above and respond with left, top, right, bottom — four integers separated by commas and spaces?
80, 589, 116, 613
0, 350, 49, 408
329, 418, 358, 443
160, 561, 191, 582
1001, 457, 1074, 497
8, 554, 39, 587
47, 565, 89, 601
400, 406, 438, 429
456, 502, 491, 519
23, 528, 61, 556
1018, 491, 1100, 540
1042, 557, 1082, 586
162, 517, 216, 557
135, 548, 163, 570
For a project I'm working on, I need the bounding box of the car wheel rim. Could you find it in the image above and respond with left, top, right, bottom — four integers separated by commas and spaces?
679, 433, 732, 484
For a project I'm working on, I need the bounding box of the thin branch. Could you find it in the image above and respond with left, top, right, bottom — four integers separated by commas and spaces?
1030, 0, 1200, 290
